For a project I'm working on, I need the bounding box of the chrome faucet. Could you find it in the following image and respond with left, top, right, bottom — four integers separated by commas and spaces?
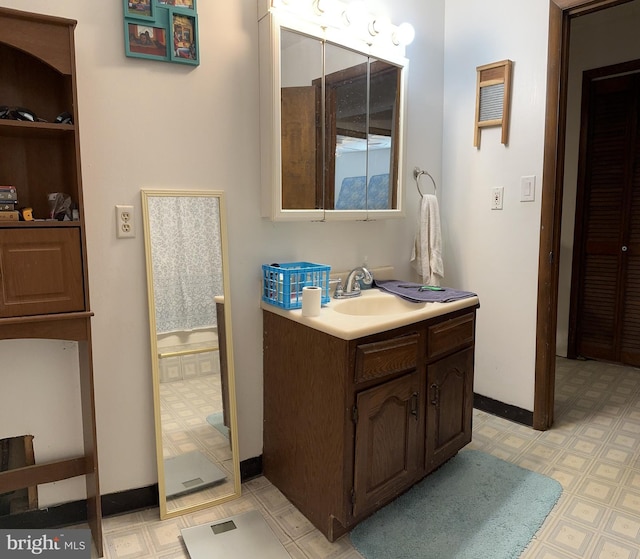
334, 266, 373, 299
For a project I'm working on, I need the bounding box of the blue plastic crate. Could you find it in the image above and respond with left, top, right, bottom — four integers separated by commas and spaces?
262, 262, 331, 310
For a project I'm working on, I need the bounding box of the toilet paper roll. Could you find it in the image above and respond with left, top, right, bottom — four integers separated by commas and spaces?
301, 285, 322, 317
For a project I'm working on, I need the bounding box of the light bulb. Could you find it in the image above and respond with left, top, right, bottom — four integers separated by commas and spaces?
342, 0, 366, 26
368, 15, 391, 36
314, 0, 340, 18
314, 0, 327, 14
392, 22, 415, 46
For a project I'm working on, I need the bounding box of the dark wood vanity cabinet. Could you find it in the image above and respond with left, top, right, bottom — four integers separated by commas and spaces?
263, 304, 478, 541
425, 347, 474, 472
424, 312, 476, 472
352, 368, 423, 521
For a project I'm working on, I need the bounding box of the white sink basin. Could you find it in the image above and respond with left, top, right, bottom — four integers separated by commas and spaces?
332, 291, 427, 316
261, 287, 479, 340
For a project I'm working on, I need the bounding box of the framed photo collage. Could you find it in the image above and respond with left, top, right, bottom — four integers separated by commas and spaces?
124, 0, 199, 66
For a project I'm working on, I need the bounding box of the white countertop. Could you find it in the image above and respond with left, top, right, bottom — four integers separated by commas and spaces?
261, 288, 480, 340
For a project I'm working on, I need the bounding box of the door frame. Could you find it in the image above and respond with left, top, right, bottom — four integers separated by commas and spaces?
534, 0, 635, 430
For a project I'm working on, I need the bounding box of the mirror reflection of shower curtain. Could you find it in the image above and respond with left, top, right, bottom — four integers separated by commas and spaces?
147, 196, 223, 334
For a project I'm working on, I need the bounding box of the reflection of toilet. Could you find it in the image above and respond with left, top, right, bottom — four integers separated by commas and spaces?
164, 450, 226, 498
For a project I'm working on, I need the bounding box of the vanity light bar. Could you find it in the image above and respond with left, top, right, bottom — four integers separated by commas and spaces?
267, 0, 415, 49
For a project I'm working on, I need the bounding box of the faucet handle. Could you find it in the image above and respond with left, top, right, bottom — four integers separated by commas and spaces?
333, 279, 344, 299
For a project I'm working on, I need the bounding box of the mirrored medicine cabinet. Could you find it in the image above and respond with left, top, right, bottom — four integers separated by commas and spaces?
258, 8, 408, 221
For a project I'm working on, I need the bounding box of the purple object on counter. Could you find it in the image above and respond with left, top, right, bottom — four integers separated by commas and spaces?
374, 279, 477, 303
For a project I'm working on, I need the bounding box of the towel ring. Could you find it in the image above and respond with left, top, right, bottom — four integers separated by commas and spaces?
413, 167, 437, 197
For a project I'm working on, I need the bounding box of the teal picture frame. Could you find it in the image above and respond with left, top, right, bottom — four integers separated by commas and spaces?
124, 0, 198, 65
169, 10, 199, 65
155, 0, 197, 12
124, 0, 154, 21
124, 20, 169, 62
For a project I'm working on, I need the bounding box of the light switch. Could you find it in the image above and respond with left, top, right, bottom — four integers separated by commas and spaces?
521, 176, 535, 202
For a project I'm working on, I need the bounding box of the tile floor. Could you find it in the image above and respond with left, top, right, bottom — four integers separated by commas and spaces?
99, 357, 640, 559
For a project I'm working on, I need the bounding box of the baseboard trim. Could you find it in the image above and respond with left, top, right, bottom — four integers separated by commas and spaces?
0, 484, 161, 530
0, 456, 264, 528
240, 455, 263, 481
474, 393, 533, 427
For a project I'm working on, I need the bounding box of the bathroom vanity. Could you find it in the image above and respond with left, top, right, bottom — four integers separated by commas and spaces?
262, 291, 479, 541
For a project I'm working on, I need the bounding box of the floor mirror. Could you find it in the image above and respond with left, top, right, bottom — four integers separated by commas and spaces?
141, 189, 241, 518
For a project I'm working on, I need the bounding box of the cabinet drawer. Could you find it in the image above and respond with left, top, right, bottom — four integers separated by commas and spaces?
427, 312, 475, 359
0, 227, 85, 317
355, 334, 419, 384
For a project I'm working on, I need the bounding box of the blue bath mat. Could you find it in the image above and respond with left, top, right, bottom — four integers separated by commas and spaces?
206, 412, 229, 439
350, 449, 562, 559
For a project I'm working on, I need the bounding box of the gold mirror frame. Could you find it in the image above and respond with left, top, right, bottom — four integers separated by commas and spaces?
141, 189, 240, 519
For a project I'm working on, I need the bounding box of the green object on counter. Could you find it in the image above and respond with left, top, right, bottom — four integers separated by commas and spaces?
397, 284, 445, 291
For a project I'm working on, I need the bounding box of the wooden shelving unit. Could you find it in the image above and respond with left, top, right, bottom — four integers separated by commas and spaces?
0, 7, 102, 555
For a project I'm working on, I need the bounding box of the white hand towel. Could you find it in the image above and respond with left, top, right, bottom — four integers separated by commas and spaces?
410, 194, 444, 285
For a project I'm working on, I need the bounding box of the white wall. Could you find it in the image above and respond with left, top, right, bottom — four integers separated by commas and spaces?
0, 0, 444, 504
8, 0, 596, 507
556, 0, 640, 356
442, 0, 550, 410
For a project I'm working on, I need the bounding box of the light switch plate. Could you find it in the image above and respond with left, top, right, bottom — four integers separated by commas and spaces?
521, 175, 535, 202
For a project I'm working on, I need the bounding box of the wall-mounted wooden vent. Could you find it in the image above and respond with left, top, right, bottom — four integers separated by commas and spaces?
474, 60, 513, 148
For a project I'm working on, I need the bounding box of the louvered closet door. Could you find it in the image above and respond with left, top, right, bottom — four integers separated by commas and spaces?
622, 83, 640, 366
573, 72, 640, 366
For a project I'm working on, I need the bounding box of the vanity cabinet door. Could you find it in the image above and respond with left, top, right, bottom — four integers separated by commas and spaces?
425, 347, 474, 472
352, 370, 423, 520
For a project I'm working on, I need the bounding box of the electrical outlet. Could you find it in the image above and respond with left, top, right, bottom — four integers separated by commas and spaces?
491, 187, 504, 210
115, 205, 135, 238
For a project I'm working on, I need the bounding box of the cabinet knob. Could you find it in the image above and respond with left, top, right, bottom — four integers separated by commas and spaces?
622, 245, 628, 252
